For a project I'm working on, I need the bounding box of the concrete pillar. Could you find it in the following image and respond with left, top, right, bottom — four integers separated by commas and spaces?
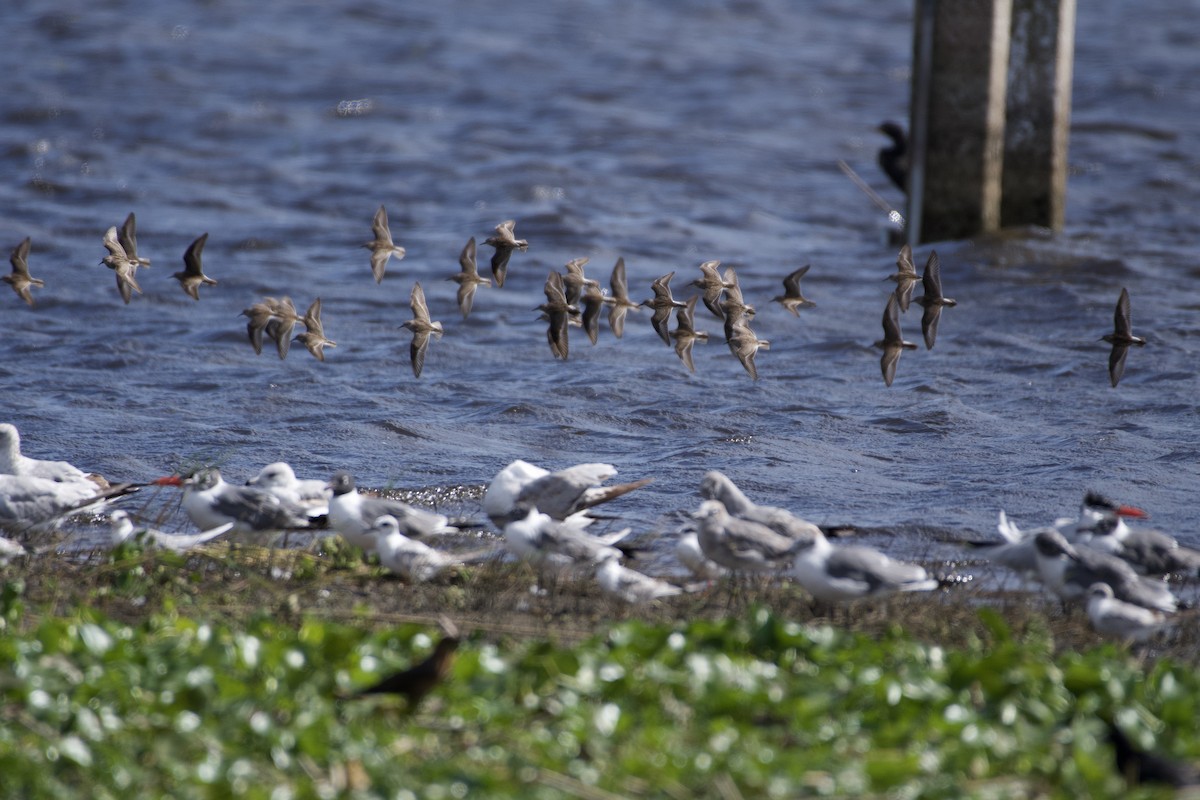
908, 0, 1013, 244
1001, 0, 1076, 230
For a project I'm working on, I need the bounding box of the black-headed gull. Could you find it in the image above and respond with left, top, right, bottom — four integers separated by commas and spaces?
154, 469, 311, 537
326, 471, 457, 551
1086, 583, 1173, 644
1032, 530, 1178, 613
503, 505, 631, 574
109, 510, 233, 552
790, 529, 938, 603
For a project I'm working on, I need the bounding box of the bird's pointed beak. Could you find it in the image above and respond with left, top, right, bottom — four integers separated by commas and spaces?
1116, 504, 1147, 519
153, 475, 183, 487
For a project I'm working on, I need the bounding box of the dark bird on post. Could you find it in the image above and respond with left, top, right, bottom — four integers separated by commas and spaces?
173, 233, 217, 301
1102, 288, 1146, 388
602, 257, 641, 338
484, 219, 528, 288
878, 121, 909, 195
348, 617, 461, 708
4, 237, 43, 307
914, 250, 956, 349
875, 294, 918, 387
643, 271, 687, 346
772, 265, 815, 315
448, 237, 489, 318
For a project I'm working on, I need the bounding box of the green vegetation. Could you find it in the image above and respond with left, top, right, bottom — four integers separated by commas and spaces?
0, 545, 1194, 798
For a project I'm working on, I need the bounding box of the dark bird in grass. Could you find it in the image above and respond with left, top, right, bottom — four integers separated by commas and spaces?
602, 257, 641, 338
772, 264, 816, 315
726, 316, 769, 381
670, 295, 709, 373
914, 250, 956, 349
875, 293, 917, 387
348, 617, 460, 707
363, 204, 405, 284
878, 121, 909, 195
537, 271, 575, 360
484, 219, 528, 288
294, 298, 336, 361
1106, 720, 1200, 788
101, 225, 141, 304
448, 237, 489, 318
118, 212, 151, 270
691, 260, 733, 319
562, 257, 600, 307
1102, 288, 1146, 387
643, 271, 687, 346
885, 244, 920, 312
401, 282, 443, 378
580, 283, 605, 345
173, 233, 217, 301
4, 237, 43, 307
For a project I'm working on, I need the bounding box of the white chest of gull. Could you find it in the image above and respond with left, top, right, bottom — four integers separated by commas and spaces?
790, 529, 938, 603
326, 471, 457, 552
692, 500, 796, 574
154, 469, 312, 538
109, 510, 233, 552
674, 523, 727, 580
1032, 529, 1178, 613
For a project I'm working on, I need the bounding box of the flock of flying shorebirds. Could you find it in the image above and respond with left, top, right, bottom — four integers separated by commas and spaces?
1, 416, 1195, 653
3, 182, 1146, 386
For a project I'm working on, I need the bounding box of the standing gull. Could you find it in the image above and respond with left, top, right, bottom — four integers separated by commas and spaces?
503, 505, 631, 575
1086, 582, 1173, 644
294, 298, 336, 361
1032, 529, 1179, 613
326, 471, 458, 551
692, 500, 796, 574
699, 471, 822, 541
371, 515, 494, 583
363, 204, 405, 284
914, 250, 956, 349
484, 219, 527, 288
772, 265, 816, 315
401, 282, 443, 378
173, 233, 217, 301
790, 529, 938, 603
246, 461, 330, 516
675, 523, 727, 580
1102, 287, 1146, 387
101, 225, 141, 304
448, 237, 489, 318
1070, 497, 1200, 577
602, 257, 641, 338
537, 271, 575, 360
595, 553, 683, 604
670, 295, 709, 373
885, 244, 919, 312
643, 271, 687, 345
875, 293, 917, 387
4, 237, 43, 307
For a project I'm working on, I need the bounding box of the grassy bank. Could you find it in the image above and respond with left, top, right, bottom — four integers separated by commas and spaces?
0, 544, 1196, 798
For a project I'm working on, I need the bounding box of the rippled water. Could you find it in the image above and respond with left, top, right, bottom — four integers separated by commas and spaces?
2, 0, 1198, 559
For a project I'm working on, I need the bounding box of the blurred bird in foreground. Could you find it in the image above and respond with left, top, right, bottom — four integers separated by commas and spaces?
345, 616, 460, 708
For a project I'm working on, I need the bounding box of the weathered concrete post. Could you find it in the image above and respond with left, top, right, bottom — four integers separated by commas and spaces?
1001, 0, 1076, 230
908, 0, 1013, 245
